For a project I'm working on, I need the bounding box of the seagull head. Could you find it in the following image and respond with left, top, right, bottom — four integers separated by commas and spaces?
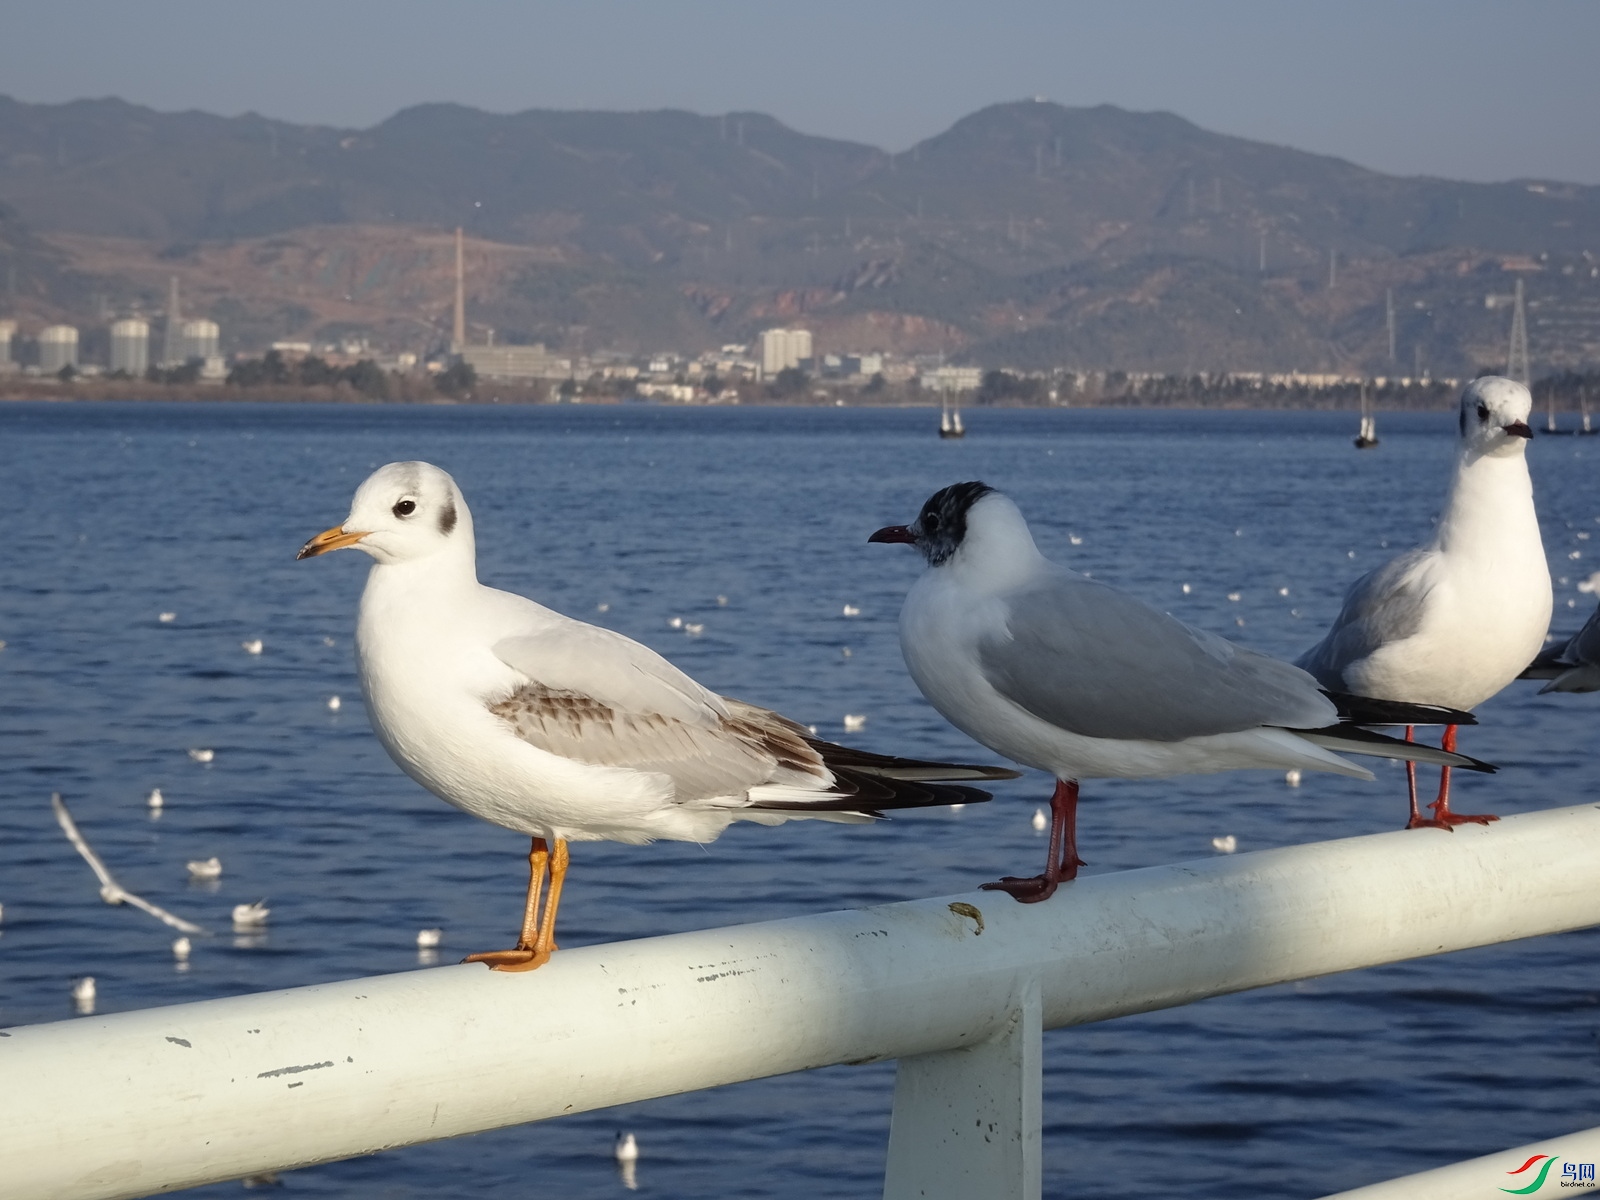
297, 461, 472, 566
1458, 376, 1534, 455
871, 481, 1042, 578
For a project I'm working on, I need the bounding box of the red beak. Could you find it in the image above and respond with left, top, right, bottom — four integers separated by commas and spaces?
1503, 421, 1533, 439
869, 524, 918, 545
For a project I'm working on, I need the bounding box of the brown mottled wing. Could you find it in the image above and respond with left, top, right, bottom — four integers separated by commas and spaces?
489, 685, 830, 802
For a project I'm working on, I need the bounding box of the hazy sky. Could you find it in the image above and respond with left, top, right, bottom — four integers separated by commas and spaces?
4, 1, 1598, 184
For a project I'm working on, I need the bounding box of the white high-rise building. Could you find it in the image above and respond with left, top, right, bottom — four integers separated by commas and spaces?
110, 318, 150, 376
760, 328, 813, 375
0, 319, 15, 372
180, 319, 220, 361
39, 325, 79, 374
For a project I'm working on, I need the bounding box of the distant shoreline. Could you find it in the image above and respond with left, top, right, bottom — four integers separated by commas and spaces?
0, 380, 1469, 412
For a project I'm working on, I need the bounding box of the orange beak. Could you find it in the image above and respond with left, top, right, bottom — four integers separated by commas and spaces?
296, 526, 371, 560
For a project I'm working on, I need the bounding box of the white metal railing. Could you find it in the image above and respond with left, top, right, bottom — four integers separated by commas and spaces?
1318, 1123, 1600, 1198
3, 803, 1600, 1200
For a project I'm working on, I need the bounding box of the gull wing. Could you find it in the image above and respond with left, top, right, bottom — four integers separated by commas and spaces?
978, 570, 1336, 743
1296, 548, 1436, 688
493, 620, 729, 729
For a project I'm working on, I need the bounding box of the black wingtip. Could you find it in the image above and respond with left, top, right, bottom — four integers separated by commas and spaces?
1322, 690, 1478, 727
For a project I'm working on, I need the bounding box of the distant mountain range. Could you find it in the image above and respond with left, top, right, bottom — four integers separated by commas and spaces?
2, 94, 1597, 374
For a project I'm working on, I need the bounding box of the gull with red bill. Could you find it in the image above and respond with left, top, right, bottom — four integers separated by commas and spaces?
298, 461, 1016, 971
1297, 376, 1551, 829
871, 483, 1490, 903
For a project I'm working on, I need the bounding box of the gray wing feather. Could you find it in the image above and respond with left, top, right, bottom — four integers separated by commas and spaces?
493, 622, 728, 729
490, 686, 827, 801
1295, 549, 1434, 688
979, 572, 1336, 742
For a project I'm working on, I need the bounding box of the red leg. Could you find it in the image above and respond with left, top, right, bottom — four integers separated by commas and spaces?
1422, 725, 1498, 828
1402, 725, 1424, 829
983, 779, 1085, 904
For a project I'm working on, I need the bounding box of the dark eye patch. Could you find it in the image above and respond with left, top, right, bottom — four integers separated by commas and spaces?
438, 498, 457, 535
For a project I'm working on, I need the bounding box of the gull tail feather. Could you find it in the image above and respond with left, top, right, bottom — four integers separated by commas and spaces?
1323, 691, 1478, 727
1293, 725, 1497, 773
747, 738, 1017, 816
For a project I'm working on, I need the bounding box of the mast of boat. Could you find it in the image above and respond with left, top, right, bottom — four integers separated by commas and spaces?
1546, 381, 1558, 434
939, 389, 952, 434
951, 387, 964, 435
1354, 379, 1378, 448
1583, 386, 1593, 434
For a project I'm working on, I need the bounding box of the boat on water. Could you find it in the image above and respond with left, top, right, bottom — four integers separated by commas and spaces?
1539, 386, 1598, 436
1353, 381, 1379, 449
939, 392, 966, 439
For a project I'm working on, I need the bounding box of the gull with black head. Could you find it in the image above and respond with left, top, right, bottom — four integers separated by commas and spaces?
871, 482, 1490, 902
298, 462, 1016, 970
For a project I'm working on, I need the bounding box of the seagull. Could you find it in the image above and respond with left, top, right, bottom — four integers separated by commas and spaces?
232, 900, 270, 928
185, 856, 223, 880
1297, 377, 1550, 828
1520, 601, 1600, 693
870, 482, 1489, 902
297, 462, 1017, 971
51, 793, 208, 934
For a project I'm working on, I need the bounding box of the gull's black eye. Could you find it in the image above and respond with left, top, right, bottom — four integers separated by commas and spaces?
1477, 403, 1490, 422
393, 499, 417, 518
924, 511, 941, 532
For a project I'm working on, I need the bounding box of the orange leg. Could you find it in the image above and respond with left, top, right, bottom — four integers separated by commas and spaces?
464, 836, 569, 972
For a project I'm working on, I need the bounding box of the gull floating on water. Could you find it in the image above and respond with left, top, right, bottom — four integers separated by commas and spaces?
1211, 835, 1238, 854
172, 936, 191, 961
842, 604, 861, 617
416, 927, 443, 948
1284, 769, 1303, 788
241, 639, 264, 656
1030, 807, 1048, 832
871, 482, 1489, 902
188, 748, 215, 764
232, 900, 270, 928
296, 461, 1016, 971
51, 793, 208, 934
71, 976, 96, 1012
186, 856, 222, 880
1298, 377, 1549, 828
158, 612, 177, 623
615, 1131, 640, 1190
327, 695, 342, 711
147, 788, 164, 810
842, 713, 867, 732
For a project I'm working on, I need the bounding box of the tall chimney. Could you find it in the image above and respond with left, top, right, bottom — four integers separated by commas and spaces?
452, 227, 466, 351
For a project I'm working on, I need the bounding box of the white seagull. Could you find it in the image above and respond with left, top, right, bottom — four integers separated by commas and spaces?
870, 483, 1488, 902
298, 462, 1016, 970
1297, 377, 1550, 828
1520, 601, 1600, 693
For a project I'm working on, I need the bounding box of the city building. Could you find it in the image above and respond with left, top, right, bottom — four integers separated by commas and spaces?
760, 328, 813, 375
458, 342, 571, 382
181, 319, 220, 362
38, 325, 80, 374
0, 319, 15, 373
921, 365, 983, 392
110, 318, 150, 376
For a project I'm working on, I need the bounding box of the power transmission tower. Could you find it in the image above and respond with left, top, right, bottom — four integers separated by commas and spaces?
1507, 278, 1530, 385
1386, 288, 1397, 365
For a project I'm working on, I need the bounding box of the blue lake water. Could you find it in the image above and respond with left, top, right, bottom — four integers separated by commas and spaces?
1, 400, 1597, 1198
